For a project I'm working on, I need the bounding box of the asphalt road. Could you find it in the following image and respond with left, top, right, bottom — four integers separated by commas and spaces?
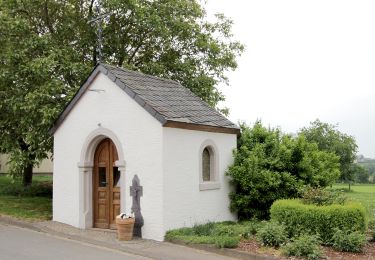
0, 224, 150, 260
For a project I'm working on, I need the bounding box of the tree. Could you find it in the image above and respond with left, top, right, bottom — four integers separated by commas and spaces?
227, 122, 340, 219
0, 0, 244, 186
299, 119, 358, 187
358, 161, 375, 175
0, 6, 73, 185
354, 164, 370, 184
358, 161, 375, 183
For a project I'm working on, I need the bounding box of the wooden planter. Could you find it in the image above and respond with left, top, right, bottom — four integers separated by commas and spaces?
116, 216, 135, 241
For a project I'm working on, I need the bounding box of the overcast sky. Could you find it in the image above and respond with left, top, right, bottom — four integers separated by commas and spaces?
205, 0, 375, 158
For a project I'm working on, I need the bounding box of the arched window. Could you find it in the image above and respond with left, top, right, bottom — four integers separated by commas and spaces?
199, 141, 220, 191
202, 147, 211, 181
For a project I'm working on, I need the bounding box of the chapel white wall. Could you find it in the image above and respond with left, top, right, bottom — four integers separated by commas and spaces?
162, 127, 237, 233
53, 72, 164, 241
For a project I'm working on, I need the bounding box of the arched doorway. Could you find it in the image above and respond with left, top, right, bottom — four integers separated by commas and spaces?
93, 138, 121, 229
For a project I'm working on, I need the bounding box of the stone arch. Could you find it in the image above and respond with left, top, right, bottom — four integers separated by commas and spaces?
79, 127, 125, 167
77, 127, 126, 228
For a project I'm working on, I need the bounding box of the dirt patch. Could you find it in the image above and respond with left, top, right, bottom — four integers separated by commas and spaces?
323, 241, 375, 260
238, 239, 284, 258
238, 238, 375, 259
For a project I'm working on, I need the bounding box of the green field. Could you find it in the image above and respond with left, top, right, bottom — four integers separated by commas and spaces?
0, 174, 52, 220
332, 183, 375, 220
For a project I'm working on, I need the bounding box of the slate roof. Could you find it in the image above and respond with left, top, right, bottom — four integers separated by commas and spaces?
50, 63, 239, 135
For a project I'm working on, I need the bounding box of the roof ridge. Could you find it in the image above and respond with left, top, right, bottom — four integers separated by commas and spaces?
49, 63, 239, 135
102, 63, 236, 128
101, 63, 179, 85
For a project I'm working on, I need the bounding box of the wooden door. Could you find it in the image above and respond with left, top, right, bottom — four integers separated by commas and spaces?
93, 138, 121, 229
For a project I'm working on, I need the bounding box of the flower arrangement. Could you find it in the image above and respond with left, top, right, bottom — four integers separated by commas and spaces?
118, 212, 135, 219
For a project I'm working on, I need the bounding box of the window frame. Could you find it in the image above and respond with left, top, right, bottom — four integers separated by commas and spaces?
199, 140, 220, 191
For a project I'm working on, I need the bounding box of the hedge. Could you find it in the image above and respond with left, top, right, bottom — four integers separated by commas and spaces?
270, 199, 367, 243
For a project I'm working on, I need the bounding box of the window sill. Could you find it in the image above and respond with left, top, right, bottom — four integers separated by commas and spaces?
199, 181, 221, 191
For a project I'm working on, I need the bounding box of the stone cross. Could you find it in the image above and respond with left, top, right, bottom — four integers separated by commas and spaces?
130, 175, 144, 237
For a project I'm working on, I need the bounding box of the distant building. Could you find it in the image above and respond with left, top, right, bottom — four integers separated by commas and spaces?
356, 154, 375, 163
0, 154, 53, 174
357, 154, 365, 163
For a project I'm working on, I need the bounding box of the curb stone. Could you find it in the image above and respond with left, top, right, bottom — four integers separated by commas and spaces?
0, 215, 44, 233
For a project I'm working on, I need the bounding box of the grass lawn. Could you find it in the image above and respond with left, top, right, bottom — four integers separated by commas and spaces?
332, 183, 375, 220
0, 174, 52, 221
0, 195, 51, 220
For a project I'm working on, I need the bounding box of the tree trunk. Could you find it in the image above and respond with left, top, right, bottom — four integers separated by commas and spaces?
22, 162, 33, 187
18, 139, 35, 187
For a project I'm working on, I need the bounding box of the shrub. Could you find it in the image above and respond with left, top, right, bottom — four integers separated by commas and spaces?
282, 234, 322, 260
212, 224, 236, 236
368, 219, 375, 230
241, 219, 267, 236
165, 227, 194, 239
246, 221, 260, 236
270, 199, 367, 243
331, 229, 366, 252
226, 122, 340, 219
214, 236, 240, 248
302, 187, 346, 206
165, 222, 241, 249
369, 219, 375, 242
256, 221, 287, 247
191, 222, 215, 236
212, 222, 252, 239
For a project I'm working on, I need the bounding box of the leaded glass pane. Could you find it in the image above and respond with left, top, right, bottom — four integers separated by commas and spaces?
113, 167, 120, 187
99, 167, 107, 187
202, 148, 211, 181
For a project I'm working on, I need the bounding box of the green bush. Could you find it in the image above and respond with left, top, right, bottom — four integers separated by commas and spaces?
165, 227, 194, 239
212, 224, 236, 236
302, 187, 346, 206
226, 122, 340, 219
369, 219, 375, 242
214, 236, 240, 248
165, 222, 242, 249
256, 221, 287, 247
241, 219, 267, 236
282, 234, 322, 260
331, 229, 366, 252
246, 221, 260, 236
270, 199, 367, 243
191, 222, 215, 236
368, 219, 375, 230
212, 223, 251, 238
